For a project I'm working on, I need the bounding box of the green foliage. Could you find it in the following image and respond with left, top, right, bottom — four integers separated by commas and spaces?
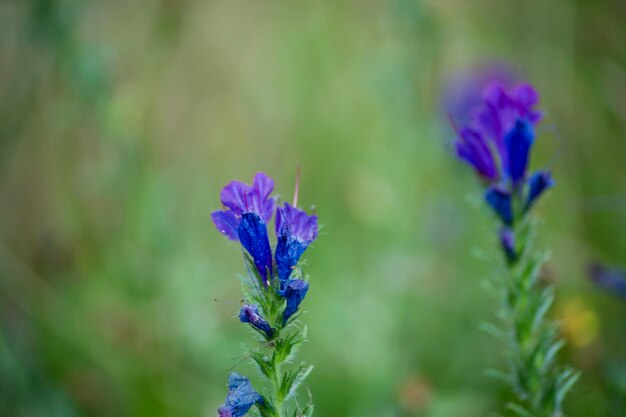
239, 239, 312, 416
492, 220, 579, 417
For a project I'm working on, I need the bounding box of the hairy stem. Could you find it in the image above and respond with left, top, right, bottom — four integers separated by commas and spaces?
497, 220, 578, 417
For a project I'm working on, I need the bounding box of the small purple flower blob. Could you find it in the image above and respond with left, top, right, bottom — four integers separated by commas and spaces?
589, 263, 626, 301
238, 212, 273, 283
280, 279, 309, 325
485, 187, 513, 225
274, 204, 319, 284
525, 171, 555, 212
217, 372, 262, 417
500, 228, 517, 263
239, 304, 275, 339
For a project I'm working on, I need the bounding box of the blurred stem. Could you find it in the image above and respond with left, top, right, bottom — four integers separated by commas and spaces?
498, 219, 578, 417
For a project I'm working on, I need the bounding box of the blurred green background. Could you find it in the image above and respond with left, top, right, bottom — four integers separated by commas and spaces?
1, 0, 625, 416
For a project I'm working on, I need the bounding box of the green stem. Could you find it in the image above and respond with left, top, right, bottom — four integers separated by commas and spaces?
272, 358, 283, 417
498, 219, 578, 417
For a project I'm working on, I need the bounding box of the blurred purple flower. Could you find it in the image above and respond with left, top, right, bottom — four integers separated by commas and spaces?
452, 83, 542, 183
239, 304, 275, 339
485, 186, 513, 226
455, 127, 498, 181
505, 119, 535, 185
589, 262, 626, 301
217, 373, 263, 417
525, 171, 555, 212
442, 63, 517, 125
449, 79, 554, 230
275, 203, 319, 284
500, 227, 517, 263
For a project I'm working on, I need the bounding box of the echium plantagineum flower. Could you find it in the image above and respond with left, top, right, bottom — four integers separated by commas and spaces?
211, 171, 318, 417
452, 82, 554, 262
448, 80, 579, 416
217, 373, 263, 417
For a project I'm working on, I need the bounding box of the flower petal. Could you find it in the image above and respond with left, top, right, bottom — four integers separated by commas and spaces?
218, 373, 263, 417
275, 227, 308, 285
251, 172, 276, 222
512, 83, 539, 108
524, 170, 555, 212
238, 212, 273, 282
239, 304, 275, 339
220, 181, 253, 215
485, 187, 513, 225
279, 279, 309, 325
211, 210, 240, 241
505, 119, 534, 184
275, 204, 319, 244
499, 227, 517, 263
456, 127, 498, 181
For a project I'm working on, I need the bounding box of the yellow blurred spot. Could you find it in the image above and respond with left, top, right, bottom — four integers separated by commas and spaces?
559, 298, 599, 348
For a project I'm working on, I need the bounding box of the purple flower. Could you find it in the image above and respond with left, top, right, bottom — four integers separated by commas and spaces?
217, 373, 263, 417
472, 83, 542, 169
525, 171, 555, 212
452, 82, 542, 183
280, 279, 309, 325
455, 127, 498, 181
212, 173, 276, 241
449, 79, 554, 236
505, 119, 535, 185
500, 227, 517, 263
442, 63, 517, 126
274, 204, 319, 284
589, 263, 626, 301
485, 186, 513, 226
239, 304, 275, 339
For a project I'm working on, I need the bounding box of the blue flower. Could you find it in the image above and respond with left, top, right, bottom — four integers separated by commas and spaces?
212, 173, 276, 281
217, 373, 263, 417
525, 171, 555, 212
238, 212, 273, 283
505, 119, 534, 185
485, 187, 513, 225
280, 279, 309, 325
211, 172, 276, 241
274, 203, 319, 285
239, 304, 275, 339
589, 263, 626, 301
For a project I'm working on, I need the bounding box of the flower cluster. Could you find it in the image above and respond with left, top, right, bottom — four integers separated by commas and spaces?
212, 172, 318, 417
450, 80, 578, 416
453, 83, 554, 262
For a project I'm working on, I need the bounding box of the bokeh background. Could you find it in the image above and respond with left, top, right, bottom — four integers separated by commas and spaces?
1, 0, 625, 416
